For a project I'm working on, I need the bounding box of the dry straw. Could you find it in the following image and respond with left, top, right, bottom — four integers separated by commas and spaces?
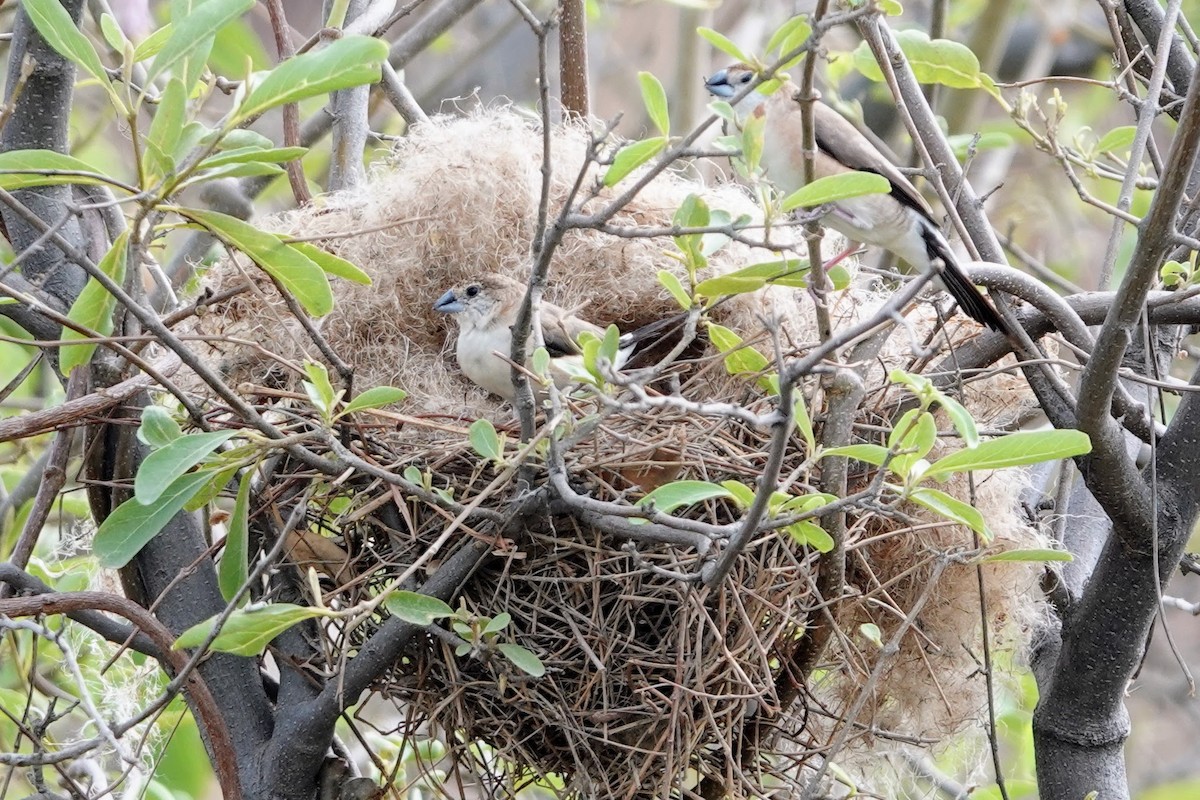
182, 109, 1047, 797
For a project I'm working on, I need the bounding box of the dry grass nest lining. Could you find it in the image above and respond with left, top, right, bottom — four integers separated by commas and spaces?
185, 109, 1047, 793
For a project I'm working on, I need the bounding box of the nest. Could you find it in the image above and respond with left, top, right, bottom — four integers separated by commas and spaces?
181, 109, 1048, 797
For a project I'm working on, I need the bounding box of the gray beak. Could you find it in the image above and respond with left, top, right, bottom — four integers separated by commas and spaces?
704, 70, 732, 98
433, 290, 464, 314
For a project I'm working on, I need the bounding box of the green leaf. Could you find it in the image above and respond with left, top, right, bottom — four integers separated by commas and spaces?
603, 137, 667, 187
213, 129, 276, 150
707, 323, 770, 377
94, 470, 215, 568
697, 27, 751, 63
384, 591, 454, 625
600, 324, 620, 363
531, 347, 551, 377
780, 172, 890, 212
185, 461, 239, 511
820, 444, 889, 465
909, 486, 990, 540
146, 0, 255, 85
234, 35, 388, 124
859, 622, 883, 647
719, 480, 756, 509
935, 396, 979, 449
60, 231, 129, 374
341, 386, 407, 415
852, 31, 1000, 99
497, 643, 546, 677
673, 194, 710, 269
23, 0, 114, 100
786, 520, 834, 552
183, 161, 285, 184
469, 419, 504, 462
877, 0, 903, 14
134, 430, 237, 505
181, 208, 333, 316
198, 146, 308, 169
144, 78, 187, 183
0, 150, 110, 190
132, 23, 174, 63
890, 410, 937, 478
709, 100, 736, 123
767, 15, 812, 69
657, 270, 692, 309
887, 408, 923, 451
99, 13, 128, 53
483, 612, 512, 635
173, 603, 329, 656
638, 72, 670, 136
924, 430, 1092, 481
794, 393, 815, 453
977, 548, 1074, 563
767, 15, 810, 55
638, 480, 732, 515
303, 362, 337, 414
285, 242, 372, 285
1096, 125, 1137, 154
695, 258, 809, 297
137, 406, 183, 448
218, 469, 252, 601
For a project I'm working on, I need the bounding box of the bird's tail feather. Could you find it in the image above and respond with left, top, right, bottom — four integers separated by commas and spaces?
919, 222, 1010, 335
617, 311, 696, 369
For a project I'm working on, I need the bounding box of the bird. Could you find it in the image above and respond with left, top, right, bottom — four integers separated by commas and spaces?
433, 274, 682, 402
704, 63, 1010, 335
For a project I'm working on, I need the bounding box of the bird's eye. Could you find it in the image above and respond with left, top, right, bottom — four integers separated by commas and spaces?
465, 285, 480, 298
738, 72, 752, 84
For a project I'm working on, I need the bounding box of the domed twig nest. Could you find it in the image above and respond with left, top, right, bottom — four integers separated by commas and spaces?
182, 110, 1048, 797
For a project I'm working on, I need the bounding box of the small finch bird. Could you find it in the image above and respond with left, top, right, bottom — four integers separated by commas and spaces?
705, 63, 1010, 334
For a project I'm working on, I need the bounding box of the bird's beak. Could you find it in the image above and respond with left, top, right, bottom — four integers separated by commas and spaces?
433, 290, 464, 314
704, 70, 732, 98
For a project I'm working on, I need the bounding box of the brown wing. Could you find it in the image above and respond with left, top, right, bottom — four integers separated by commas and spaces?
808, 100, 935, 220
539, 303, 604, 358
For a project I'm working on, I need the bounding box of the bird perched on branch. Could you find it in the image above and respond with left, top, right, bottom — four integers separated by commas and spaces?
704, 64, 1010, 335
433, 274, 681, 402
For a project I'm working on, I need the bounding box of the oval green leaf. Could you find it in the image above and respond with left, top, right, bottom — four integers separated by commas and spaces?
469, 418, 504, 462
173, 603, 329, 656
181, 208, 333, 316
781, 171, 890, 212
924, 430, 1092, 482
978, 548, 1074, 563
497, 643, 546, 677
909, 486, 990, 541
234, 35, 388, 124
94, 470, 216, 568
146, 0, 255, 84
786, 520, 834, 552
218, 469, 252, 602
137, 406, 183, 449
23, 0, 115, 100
638, 71, 670, 136
638, 480, 733, 515
385, 590, 455, 625
1096, 126, 1137, 154
60, 231, 129, 374
603, 137, 667, 187
0, 150, 111, 191
697, 27, 751, 63
134, 430, 237, 505
341, 386, 408, 415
